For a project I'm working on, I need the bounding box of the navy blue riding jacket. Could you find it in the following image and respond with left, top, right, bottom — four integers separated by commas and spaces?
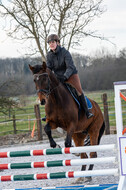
46, 45, 77, 81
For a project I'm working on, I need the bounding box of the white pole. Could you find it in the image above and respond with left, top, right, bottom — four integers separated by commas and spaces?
69, 157, 116, 166
118, 176, 126, 190
64, 144, 116, 154
73, 169, 118, 178
114, 83, 124, 138
114, 81, 126, 190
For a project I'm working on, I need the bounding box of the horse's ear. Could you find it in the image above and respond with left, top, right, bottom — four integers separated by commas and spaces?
42, 61, 47, 71
29, 64, 34, 73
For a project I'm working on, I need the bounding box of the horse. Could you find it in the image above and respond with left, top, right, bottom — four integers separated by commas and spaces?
29, 62, 105, 182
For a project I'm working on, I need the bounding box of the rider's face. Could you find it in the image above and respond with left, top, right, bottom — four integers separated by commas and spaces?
49, 40, 57, 51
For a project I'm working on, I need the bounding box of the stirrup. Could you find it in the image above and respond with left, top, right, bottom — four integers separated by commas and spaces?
87, 112, 94, 119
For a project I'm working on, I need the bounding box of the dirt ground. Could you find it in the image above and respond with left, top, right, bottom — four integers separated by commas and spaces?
0, 129, 65, 147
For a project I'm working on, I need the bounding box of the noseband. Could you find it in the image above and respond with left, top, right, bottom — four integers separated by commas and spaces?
33, 73, 51, 97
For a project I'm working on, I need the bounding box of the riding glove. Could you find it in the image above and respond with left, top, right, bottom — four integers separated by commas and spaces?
59, 76, 67, 83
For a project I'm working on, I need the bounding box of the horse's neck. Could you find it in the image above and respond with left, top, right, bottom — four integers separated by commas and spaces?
47, 68, 59, 85
49, 84, 65, 105
46, 68, 70, 106
49, 83, 68, 106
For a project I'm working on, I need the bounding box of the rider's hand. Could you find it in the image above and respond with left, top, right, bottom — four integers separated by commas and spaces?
59, 76, 67, 83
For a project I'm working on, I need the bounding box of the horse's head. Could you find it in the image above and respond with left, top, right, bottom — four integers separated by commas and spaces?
29, 62, 50, 105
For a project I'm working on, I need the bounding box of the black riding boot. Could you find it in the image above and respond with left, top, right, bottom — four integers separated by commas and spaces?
79, 94, 93, 119
42, 116, 46, 122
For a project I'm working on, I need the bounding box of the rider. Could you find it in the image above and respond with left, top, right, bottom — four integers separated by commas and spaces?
44, 34, 93, 120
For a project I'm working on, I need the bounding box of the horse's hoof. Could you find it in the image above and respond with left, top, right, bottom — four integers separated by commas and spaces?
50, 141, 57, 148
65, 142, 71, 147
84, 176, 92, 182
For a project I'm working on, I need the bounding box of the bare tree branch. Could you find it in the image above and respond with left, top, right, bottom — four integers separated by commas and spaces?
0, 0, 106, 59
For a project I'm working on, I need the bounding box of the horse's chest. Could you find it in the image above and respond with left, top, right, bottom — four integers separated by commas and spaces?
46, 103, 72, 129
53, 114, 68, 129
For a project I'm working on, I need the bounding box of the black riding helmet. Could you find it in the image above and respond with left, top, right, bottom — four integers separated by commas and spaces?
47, 34, 60, 43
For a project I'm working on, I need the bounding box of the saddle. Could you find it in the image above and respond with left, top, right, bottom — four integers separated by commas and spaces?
64, 83, 92, 110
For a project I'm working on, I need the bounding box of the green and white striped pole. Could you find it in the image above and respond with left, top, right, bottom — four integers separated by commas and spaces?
0, 157, 116, 170
0, 169, 118, 182
0, 144, 115, 158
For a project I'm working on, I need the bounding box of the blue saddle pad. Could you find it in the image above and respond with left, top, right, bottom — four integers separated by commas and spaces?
64, 83, 92, 110
85, 96, 92, 110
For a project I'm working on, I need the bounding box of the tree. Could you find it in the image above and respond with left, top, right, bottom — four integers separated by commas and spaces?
118, 48, 126, 59
0, 81, 18, 115
0, 0, 105, 61
0, 96, 18, 115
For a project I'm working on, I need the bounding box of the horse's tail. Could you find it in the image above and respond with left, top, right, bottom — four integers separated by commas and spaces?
98, 121, 105, 145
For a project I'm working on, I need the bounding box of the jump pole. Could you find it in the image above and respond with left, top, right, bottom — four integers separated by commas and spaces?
0, 169, 118, 182
0, 144, 115, 158
0, 157, 116, 170
114, 81, 126, 190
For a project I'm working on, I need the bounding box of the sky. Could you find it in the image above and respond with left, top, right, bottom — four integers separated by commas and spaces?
81, 0, 126, 56
0, 0, 126, 58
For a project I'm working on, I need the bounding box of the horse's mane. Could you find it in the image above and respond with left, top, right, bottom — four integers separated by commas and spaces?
31, 65, 42, 74
47, 68, 68, 105
46, 68, 60, 86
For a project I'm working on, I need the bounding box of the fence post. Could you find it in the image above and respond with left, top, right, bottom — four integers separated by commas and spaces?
102, 93, 110, 135
13, 114, 17, 134
34, 104, 43, 140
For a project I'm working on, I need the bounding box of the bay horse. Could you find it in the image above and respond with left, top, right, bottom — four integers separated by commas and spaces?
29, 62, 105, 182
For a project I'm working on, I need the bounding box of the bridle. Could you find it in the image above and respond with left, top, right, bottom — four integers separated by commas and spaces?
33, 73, 51, 97
33, 72, 61, 98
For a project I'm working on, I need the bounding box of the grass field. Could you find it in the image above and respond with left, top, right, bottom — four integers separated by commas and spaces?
0, 89, 126, 136
86, 89, 126, 128
0, 95, 45, 136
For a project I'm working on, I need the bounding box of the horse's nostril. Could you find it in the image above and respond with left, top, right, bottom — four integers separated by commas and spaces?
41, 99, 46, 105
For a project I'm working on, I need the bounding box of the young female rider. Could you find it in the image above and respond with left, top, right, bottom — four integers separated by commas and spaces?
45, 34, 93, 119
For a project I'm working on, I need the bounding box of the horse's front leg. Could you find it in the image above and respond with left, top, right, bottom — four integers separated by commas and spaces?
44, 122, 57, 148
65, 133, 72, 147
65, 123, 75, 147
